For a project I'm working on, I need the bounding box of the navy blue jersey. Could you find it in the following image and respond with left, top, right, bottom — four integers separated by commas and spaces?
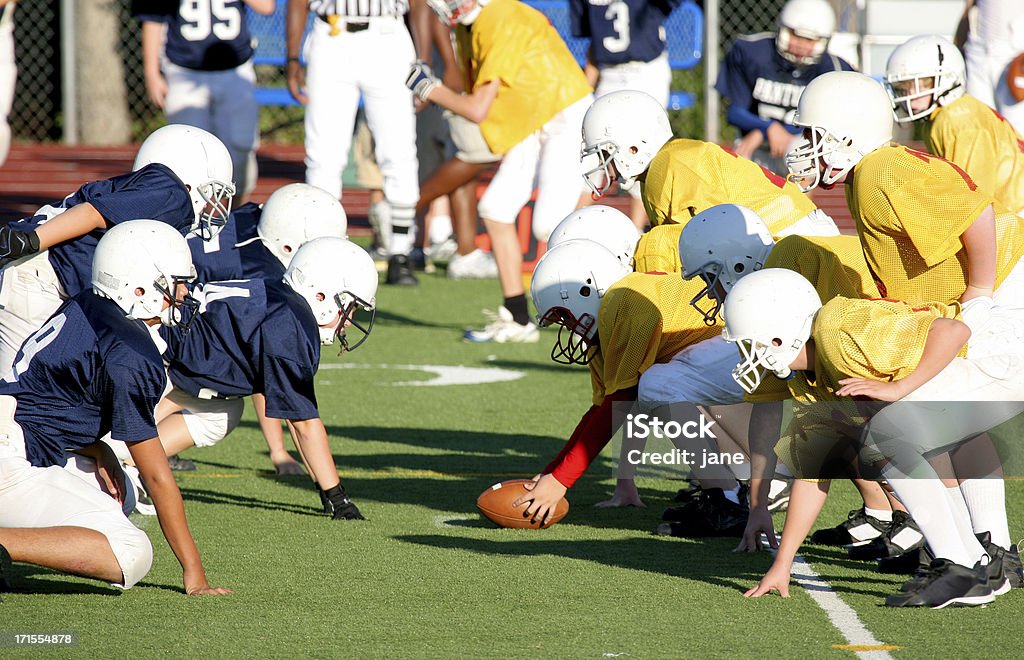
189, 202, 285, 284
715, 34, 854, 137
134, 0, 255, 71
10, 164, 194, 298
161, 278, 321, 420
570, 0, 681, 66
0, 292, 166, 468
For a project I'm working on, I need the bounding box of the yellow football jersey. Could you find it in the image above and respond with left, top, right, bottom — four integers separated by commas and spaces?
633, 224, 684, 274
777, 297, 964, 474
641, 139, 818, 233
847, 145, 1024, 305
929, 95, 1024, 216
462, 0, 592, 155
745, 235, 880, 403
589, 273, 723, 405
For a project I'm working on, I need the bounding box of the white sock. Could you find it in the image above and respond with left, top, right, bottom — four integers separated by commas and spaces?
865, 506, 893, 523
887, 478, 985, 567
946, 486, 983, 554
387, 204, 416, 256
960, 478, 1012, 550
428, 214, 453, 245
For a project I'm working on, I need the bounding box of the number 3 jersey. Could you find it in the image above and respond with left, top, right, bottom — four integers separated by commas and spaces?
133, 0, 255, 71
160, 278, 323, 420
0, 292, 167, 469
568, 0, 681, 66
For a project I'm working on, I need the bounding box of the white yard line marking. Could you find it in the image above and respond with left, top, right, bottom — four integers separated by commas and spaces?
319, 363, 525, 387
790, 555, 898, 659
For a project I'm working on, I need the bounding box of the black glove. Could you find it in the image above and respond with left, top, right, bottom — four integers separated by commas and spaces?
322, 484, 366, 520
0, 226, 41, 269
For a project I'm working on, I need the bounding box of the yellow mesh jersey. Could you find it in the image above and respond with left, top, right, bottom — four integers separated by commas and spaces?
929, 95, 1024, 216
641, 139, 818, 233
633, 224, 684, 273
746, 235, 880, 403
464, 0, 592, 155
589, 273, 723, 405
778, 297, 964, 473
848, 146, 1024, 305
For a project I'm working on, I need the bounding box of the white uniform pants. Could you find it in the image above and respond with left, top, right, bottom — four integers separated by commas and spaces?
0, 251, 66, 379
0, 4, 15, 167
637, 335, 746, 406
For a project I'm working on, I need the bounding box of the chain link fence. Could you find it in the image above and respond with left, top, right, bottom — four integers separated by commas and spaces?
7, 1, 858, 146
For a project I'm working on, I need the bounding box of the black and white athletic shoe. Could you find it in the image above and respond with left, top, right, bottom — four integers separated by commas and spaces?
810, 507, 889, 546
386, 254, 419, 286
886, 559, 994, 609
656, 488, 748, 538
977, 532, 1014, 596
848, 510, 924, 560
878, 544, 934, 576
767, 478, 792, 512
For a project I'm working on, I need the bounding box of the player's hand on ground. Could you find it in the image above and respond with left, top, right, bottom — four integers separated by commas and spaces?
405, 60, 440, 103
744, 564, 791, 599
271, 453, 307, 477
144, 71, 168, 109
184, 569, 233, 596
835, 377, 908, 402
735, 130, 764, 159
513, 473, 567, 526
734, 507, 777, 552
287, 60, 308, 105
766, 122, 793, 158
594, 478, 646, 508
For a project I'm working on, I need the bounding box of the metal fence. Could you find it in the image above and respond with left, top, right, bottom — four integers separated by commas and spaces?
6, 0, 857, 146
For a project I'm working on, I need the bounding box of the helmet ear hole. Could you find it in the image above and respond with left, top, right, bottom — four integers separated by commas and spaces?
772, 337, 783, 347
579, 285, 592, 297
734, 263, 745, 274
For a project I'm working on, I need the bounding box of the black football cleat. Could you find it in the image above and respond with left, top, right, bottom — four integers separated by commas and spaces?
656, 488, 748, 538
976, 532, 1014, 595
886, 559, 994, 609
386, 254, 419, 286
167, 455, 197, 472
879, 544, 934, 576
849, 510, 924, 560
810, 507, 889, 546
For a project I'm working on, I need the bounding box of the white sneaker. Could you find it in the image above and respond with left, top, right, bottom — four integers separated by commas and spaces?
464, 306, 540, 343
425, 237, 458, 264
447, 249, 499, 280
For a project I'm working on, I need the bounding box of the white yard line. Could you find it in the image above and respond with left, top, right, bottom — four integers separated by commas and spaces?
790, 554, 897, 659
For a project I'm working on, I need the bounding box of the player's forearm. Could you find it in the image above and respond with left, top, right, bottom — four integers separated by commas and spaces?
896, 318, 971, 397
244, 0, 276, 15
726, 105, 772, 137
408, 0, 432, 62
141, 21, 165, 77
34, 202, 107, 250
286, 0, 309, 59
772, 479, 830, 570
290, 417, 340, 489
546, 387, 637, 488
426, 80, 498, 124
961, 203, 997, 297
747, 402, 783, 510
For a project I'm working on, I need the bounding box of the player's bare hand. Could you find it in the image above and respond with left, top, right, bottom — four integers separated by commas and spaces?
836, 377, 908, 402
144, 72, 168, 110
287, 61, 308, 105
186, 584, 234, 596
735, 130, 763, 159
272, 455, 307, 477
743, 564, 791, 598
184, 569, 233, 596
734, 507, 777, 552
766, 122, 794, 158
514, 473, 567, 525
594, 479, 646, 508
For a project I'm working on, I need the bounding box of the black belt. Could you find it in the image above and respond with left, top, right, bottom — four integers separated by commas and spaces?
318, 14, 370, 32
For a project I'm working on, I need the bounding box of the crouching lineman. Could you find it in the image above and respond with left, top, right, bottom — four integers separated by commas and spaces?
0, 221, 229, 595
512, 237, 753, 534
730, 269, 1024, 608
156, 237, 377, 520
181, 182, 348, 476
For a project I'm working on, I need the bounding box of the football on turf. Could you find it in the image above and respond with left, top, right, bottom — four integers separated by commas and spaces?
476, 479, 570, 529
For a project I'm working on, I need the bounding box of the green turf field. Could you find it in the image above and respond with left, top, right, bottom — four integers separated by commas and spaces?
2, 272, 1022, 658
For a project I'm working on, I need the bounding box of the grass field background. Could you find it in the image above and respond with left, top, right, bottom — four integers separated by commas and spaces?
3, 272, 1023, 657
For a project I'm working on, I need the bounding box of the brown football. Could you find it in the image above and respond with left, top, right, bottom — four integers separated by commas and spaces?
1008, 52, 1024, 103
476, 479, 570, 529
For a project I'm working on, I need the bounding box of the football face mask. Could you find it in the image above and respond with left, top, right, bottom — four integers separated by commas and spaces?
538, 306, 597, 365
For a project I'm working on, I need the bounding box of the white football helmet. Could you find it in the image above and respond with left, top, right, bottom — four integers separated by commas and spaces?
581, 90, 673, 199
133, 125, 236, 242
92, 219, 198, 326
786, 71, 894, 192
885, 35, 966, 123
254, 183, 348, 268
776, 0, 836, 66
426, 0, 486, 26
530, 239, 631, 365
283, 237, 378, 351
721, 268, 822, 394
679, 205, 775, 326
546, 206, 641, 269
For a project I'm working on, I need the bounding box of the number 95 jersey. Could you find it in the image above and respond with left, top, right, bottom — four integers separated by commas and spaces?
134, 0, 254, 71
